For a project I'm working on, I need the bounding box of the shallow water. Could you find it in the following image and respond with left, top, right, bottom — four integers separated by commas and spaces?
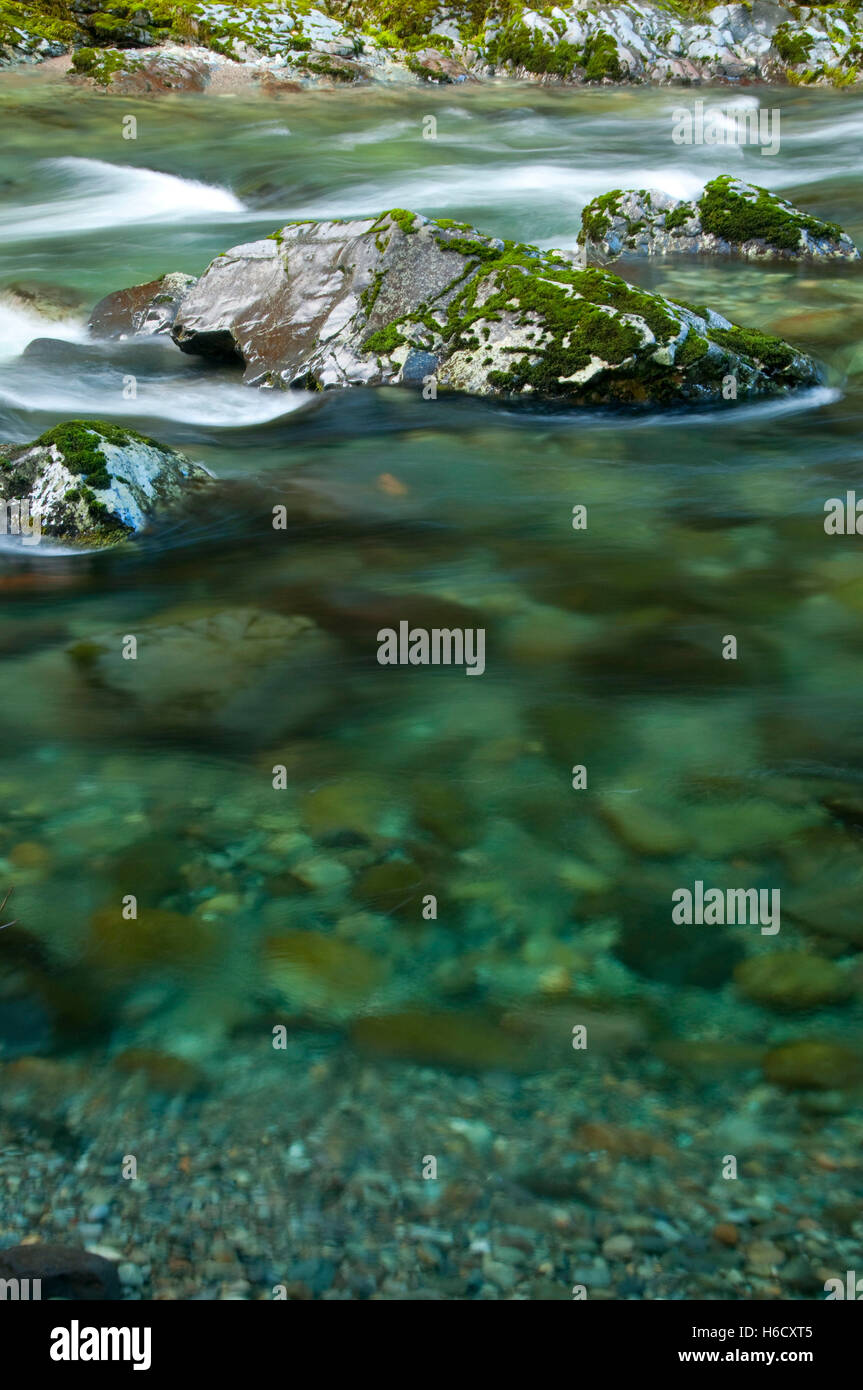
1, 73, 863, 1301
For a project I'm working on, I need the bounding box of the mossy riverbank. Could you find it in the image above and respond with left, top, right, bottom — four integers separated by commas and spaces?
5, 1, 863, 89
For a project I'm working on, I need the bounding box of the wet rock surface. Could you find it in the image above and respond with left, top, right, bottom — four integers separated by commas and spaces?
98, 210, 820, 405
89, 272, 197, 338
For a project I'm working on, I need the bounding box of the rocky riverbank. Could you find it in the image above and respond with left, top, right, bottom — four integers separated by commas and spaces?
4, 2, 863, 92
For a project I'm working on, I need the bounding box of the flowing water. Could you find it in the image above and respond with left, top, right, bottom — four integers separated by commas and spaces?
1, 73, 863, 1300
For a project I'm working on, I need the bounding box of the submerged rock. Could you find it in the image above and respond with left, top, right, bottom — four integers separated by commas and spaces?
351, 1009, 532, 1072
264, 930, 387, 1018
0, 419, 214, 546
763, 1039, 863, 1090
112, 1048, 209, 1093
580, 177, 860, 264
103, 210, 819, 405
67, 606, 339, 741
734, 952, 852, 1011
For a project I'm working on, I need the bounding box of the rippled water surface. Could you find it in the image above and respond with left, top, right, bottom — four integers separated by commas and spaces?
1, 74, 863, 1302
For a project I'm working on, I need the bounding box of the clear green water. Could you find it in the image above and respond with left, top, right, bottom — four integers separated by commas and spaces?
1, 75, 863, 1299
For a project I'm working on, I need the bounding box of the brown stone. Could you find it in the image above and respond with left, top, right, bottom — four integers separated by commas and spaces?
763, 1039, 863, 1090
351, 1010, 530, 1072
734, 952, 851, 1010
712, 1223, 739, 1247
411, 48, 475, 83
89, 272, 197, 338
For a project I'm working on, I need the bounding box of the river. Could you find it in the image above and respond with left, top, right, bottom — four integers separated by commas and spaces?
0, 71, 862, 1301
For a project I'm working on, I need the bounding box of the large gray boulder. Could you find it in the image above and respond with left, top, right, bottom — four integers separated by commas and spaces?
92, 210, 820, 406
580, 177, 860, 264
0, 419, 213, 546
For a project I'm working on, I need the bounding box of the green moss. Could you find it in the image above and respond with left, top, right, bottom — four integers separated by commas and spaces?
71, 44, 143, 82
773, 23, 813, 66
583, 29, 622, 81
384, 208, 418, 235
675, 330, 709, 368
35, 419, 152, 490
360, 269, 384, 313
709, 324, 799, 373
353, 0, 513, 50
698, 175, 844, 251
363, 323, 406, 354
0, 0, 77, 51
303, 53, 356, 79
487, 19, 582, 77
436, 235, 503, 261
578, 190, 623, 245
664, 203, 693, 233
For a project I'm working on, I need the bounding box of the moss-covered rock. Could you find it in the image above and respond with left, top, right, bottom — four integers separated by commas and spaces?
0, 418, 214, 547
580, 178, 859, 264
70, 44, 211, 88
101, 209, 824, 405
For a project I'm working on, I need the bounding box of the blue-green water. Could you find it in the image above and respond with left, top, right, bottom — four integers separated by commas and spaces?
1, 75, 862, 1300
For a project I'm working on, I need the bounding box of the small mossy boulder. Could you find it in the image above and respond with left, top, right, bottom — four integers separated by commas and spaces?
580, 177, 860, 264
0, 418, 214, 546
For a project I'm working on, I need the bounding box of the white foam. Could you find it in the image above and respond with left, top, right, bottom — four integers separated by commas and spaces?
0, 158, 245, 239
0, 375, 314, 427
0, 300, 89, 363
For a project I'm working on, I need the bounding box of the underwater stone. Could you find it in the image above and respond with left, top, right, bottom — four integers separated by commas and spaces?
734, 952, 852, 1010
68, 607, 339, 743
352, 859, 428, 919
763, 1039, 863, 1090
614, 901, 745, 987
112, 1049, 208, 1094
264, 930, 387, 1017
351, 1010, 532, 1072
89, 904, 217, 973
0, 1244, 121, 1301
301, 777, 394, 840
